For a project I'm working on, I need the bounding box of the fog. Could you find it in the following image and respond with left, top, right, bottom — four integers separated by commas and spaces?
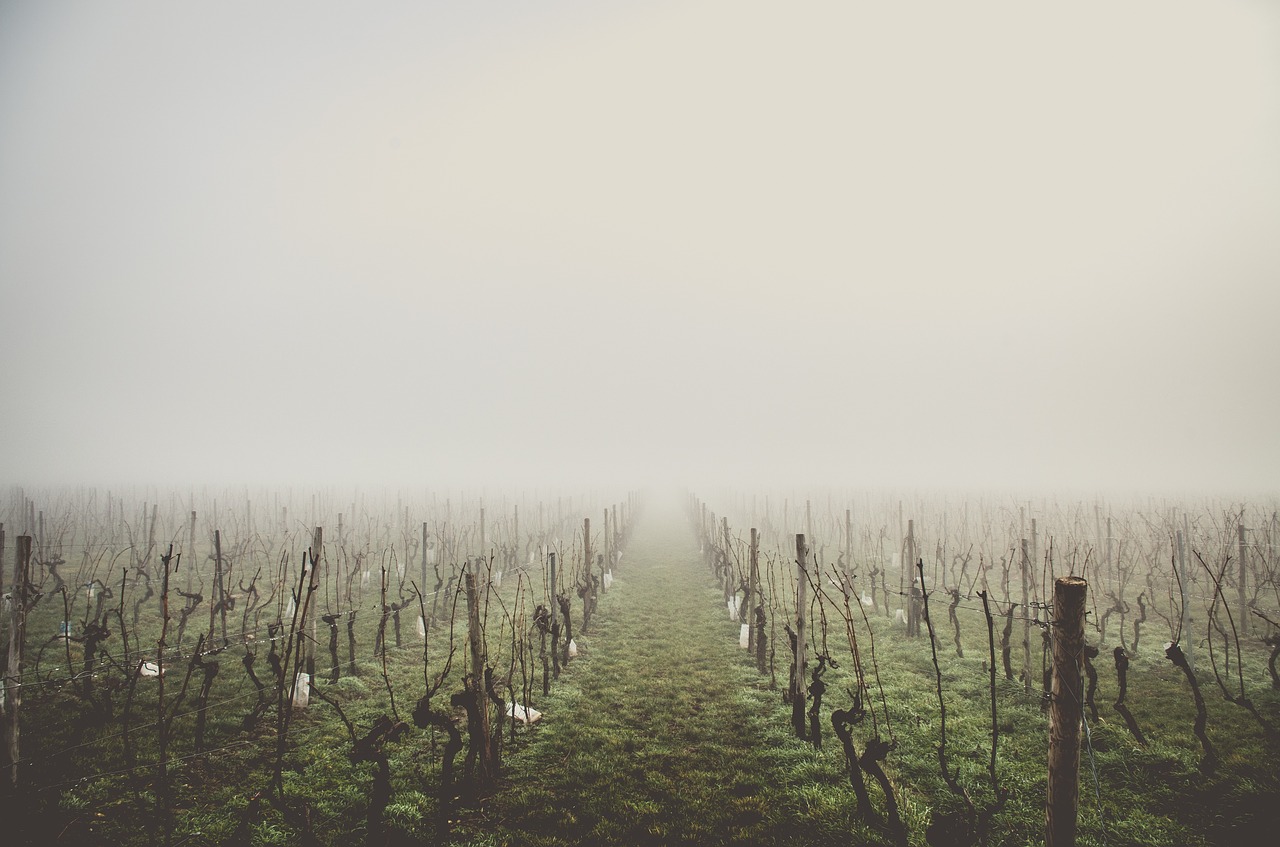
2, 1, 1278, 495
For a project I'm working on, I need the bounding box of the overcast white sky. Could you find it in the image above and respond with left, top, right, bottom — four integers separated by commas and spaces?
1, 0, 1278, 494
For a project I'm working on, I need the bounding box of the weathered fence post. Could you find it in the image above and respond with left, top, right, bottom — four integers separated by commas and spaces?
1238, 523, 1249, 638
722, 517, 734, 606
748, 528, 759, 653
601, 509, 610, 594
583, 517, 593, 629
906, 519, 919, 637
306, 528, 322, 686
186, 510, 196, 594
210, 529, 222, 646
1047, 575, 1088, 847
465, 569, 495, 781
549, 551, 561, 679
3, 536, 32, 788
1177, 527, 1193, 671
1022, 538, 1033, 693
793, 533, 808, 738
844, 508, 853, 577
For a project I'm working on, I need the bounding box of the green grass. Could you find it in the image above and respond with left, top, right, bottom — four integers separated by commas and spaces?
452, 505, 1280, 846
6, 506, 1280, 846
452, 511, 898, 846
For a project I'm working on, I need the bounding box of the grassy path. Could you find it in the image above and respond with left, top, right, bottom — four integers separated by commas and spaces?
457, 501, 868, 847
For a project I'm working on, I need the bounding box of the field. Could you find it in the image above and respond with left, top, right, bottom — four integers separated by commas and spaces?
2, 487, 1279, 846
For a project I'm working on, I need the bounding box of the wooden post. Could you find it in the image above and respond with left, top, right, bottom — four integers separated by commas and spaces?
793, 534, 808, 738
1022, 538, 1033, 693
3, 536, 32, 788
601, 509, 610, 594
898, 501, 905, 600
748, 528, 759, 653
427, 522, 437, 601
1105, 516, 1113, 582
156, 544, 175, 841
1177, 528, 1193, 671
844, 508, 852, 577
906, 519, 918, 637
1030, 515, 1039, 565
722, 517, 734, 605
1031, 517, 1040, 598
1237, 523, 1249, 638
1046, 576, 1088, 847
146, 503, 158, 569
700, 503, 708, 554
186, 511, 196, 594
583, 516, 591, 598
549, 550, 558, 616
305, 527, 322, 684
209, 529, 222, 645
465, 570, 495, 780
217, 526, 231, 647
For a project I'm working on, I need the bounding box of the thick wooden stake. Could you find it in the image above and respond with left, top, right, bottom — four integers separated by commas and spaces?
1105, 516, 1113, 582
1022, 538, 1033, 694
465, 570, 495, 780
1238, 523, 1249, 638
722, 517, 734, 604
3, 536, 32, 788
1046, 576, 1088, 847
186, 511, 196, 594
582, 516, 593, 628
549, 551, 560, 679
844, 508, 852, 576
549, 550, 558, 617
1177, 528, 1193, 671
793, 533, 808, 738
748, 528, 759, 654
303, 528, 322, 689
601, 509, 610, 594
906, 519, 919, 637
210, 529, 222, 646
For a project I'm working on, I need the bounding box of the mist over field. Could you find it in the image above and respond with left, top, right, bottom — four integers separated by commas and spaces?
2, 1, 1278, 495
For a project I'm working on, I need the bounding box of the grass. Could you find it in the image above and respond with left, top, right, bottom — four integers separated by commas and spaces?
454, 503, 1280, 846
6, 503, 1280, 846
454, 507, 897, 846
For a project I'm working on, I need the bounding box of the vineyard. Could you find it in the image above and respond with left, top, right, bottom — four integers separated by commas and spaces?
1, 487, 1279, 846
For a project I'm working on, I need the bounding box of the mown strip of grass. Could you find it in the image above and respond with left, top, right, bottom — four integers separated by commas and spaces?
456, 504, 894, 847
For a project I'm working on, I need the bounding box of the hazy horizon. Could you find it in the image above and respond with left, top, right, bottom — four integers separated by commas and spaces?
3, 1, 1278, 496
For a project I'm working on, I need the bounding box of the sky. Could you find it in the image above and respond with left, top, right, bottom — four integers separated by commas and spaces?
1, 0, 1278, 495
